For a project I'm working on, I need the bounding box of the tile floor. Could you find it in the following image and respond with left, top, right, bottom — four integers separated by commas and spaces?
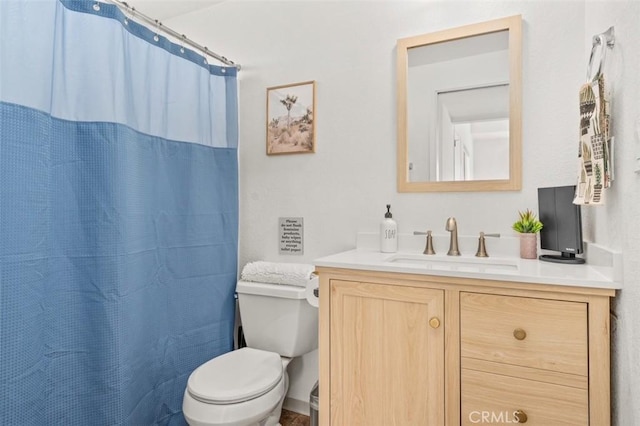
280, 409, 310, 426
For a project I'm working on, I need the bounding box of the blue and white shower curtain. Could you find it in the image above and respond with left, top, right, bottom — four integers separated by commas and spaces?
0, 1, 238, 424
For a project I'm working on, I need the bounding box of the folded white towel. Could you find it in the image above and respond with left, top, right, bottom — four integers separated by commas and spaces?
240, 261, 315, 287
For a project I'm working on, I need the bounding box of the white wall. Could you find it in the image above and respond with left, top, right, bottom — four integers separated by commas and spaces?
165, 1, 639, 422
441, 105, 455, 180
583, 2, 640, 425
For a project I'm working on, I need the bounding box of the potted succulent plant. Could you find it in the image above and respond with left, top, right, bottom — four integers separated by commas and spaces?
512, 209, 543, 259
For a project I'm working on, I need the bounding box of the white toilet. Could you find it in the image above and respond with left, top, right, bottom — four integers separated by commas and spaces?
183, 280, 318, 426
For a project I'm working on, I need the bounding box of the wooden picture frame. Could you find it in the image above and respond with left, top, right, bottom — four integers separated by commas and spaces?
266, 80, 316, 155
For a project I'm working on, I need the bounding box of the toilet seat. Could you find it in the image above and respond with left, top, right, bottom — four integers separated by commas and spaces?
187, 348, 283, 404
183, 348, 288, 426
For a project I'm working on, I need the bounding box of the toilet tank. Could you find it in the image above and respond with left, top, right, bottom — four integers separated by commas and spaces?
236, 280, 318, 358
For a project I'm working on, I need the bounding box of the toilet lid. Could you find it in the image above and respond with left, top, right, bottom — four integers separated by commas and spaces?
187, 347, 283, 404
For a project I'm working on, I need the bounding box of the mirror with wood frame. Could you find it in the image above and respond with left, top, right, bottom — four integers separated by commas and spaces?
397, 15, 522, 192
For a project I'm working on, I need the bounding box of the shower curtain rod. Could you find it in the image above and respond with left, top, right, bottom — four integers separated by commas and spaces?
103, 0, 241, 70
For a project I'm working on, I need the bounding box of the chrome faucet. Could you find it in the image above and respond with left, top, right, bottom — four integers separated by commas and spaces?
445, 217, 460, 256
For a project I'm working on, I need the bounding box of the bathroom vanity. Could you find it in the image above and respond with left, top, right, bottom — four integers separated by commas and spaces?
314, 236, 620, 425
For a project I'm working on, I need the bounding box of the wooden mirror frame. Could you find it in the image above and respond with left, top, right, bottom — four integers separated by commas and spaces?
397, 15, 522, 192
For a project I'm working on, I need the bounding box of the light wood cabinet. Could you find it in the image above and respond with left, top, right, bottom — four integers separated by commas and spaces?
317, 268, 614, 426
329, 279, 444, 425
460, 293, 590, 425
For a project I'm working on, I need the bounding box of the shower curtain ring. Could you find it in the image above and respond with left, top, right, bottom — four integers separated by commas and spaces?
92, 2, 100, 11
153, 20, 161, 42
203, 47, 209, 64
124, 5, 134, 25
180, 35, 186, 54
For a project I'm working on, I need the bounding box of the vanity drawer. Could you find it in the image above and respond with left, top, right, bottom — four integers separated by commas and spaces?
461, 368, 588, 425
460, 292, 588, 376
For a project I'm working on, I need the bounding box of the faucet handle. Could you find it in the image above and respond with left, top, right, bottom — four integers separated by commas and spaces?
482, 232, 501, 238
475, 232, 500, 257
424, 230, 436, 255
413, 230, 436, 255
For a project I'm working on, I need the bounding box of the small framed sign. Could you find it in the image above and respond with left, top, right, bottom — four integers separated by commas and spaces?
267, 81, 316, 155
279, 217, 304, 255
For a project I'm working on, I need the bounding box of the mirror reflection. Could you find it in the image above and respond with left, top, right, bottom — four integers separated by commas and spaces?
435, 84, 509, 181
407, 30, 508, 183
397, 16, 521, 192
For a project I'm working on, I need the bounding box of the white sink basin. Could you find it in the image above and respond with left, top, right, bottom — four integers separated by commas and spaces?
386, 253, 519, 273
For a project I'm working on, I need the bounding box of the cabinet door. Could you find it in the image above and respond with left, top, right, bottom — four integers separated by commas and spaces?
329, 280, 444, 426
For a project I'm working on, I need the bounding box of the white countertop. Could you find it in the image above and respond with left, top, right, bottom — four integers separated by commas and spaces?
314, 233, 622, 290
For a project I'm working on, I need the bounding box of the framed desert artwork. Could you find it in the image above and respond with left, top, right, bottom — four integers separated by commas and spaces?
266, 80, 316, 155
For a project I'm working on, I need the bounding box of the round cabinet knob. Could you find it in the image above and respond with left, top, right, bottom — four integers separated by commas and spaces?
513, 328, 527, 340
514, 409, 528, 423
429, 317, 441, 329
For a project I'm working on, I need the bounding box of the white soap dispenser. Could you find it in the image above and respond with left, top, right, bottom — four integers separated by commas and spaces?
380, 204, 398, 253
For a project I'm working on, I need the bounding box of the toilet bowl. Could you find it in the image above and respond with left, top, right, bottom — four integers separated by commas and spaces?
183, 348, 291, 426
183, 279, 318, 426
